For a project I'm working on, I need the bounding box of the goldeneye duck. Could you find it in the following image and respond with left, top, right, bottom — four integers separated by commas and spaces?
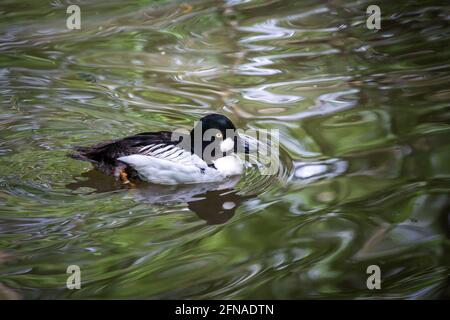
70, 114, 247, 185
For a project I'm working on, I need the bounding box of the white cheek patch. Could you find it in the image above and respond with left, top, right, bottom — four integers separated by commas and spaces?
222, 201, 236, 210
220, 137, 234, 153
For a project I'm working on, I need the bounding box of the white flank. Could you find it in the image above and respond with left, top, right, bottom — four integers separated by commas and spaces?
118, 143, 244, 185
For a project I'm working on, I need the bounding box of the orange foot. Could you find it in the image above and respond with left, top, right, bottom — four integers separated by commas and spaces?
119, 170, 136, 188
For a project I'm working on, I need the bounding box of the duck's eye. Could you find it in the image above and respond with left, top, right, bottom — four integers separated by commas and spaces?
215, 132, 223, 139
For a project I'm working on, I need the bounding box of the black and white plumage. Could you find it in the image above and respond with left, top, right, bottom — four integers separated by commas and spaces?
69, 114, 246, 185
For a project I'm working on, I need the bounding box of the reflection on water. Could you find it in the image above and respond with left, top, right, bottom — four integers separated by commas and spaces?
0, 0, 449, 299
67, 171, 252, 225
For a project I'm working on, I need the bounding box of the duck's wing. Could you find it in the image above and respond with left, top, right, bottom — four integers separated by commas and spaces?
69, 131, 183, 165
135, 143, 206, 167
117, 146, 212, 185
70, 131, 214, 183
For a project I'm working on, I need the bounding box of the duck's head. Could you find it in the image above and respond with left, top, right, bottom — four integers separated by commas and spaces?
190, 113, 246, 163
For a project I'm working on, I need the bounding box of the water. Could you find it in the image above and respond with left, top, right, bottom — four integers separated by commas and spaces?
0, 0, 449, 299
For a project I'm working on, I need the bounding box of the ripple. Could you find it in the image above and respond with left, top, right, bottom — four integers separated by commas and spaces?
0, 0, 449, 300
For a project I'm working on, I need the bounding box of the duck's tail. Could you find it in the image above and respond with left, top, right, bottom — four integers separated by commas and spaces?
67, 145, 101, 163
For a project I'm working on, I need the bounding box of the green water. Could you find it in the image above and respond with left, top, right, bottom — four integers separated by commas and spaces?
0, 0, 449, 299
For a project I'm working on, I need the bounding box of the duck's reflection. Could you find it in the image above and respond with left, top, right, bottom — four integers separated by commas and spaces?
67, 170, 119, 193
66, 170, 253, 224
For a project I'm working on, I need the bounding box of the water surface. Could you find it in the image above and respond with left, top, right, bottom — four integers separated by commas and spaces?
0, 0, 449, 299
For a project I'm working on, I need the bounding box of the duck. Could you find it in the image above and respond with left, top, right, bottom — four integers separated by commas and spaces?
69, 114, 247, 185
